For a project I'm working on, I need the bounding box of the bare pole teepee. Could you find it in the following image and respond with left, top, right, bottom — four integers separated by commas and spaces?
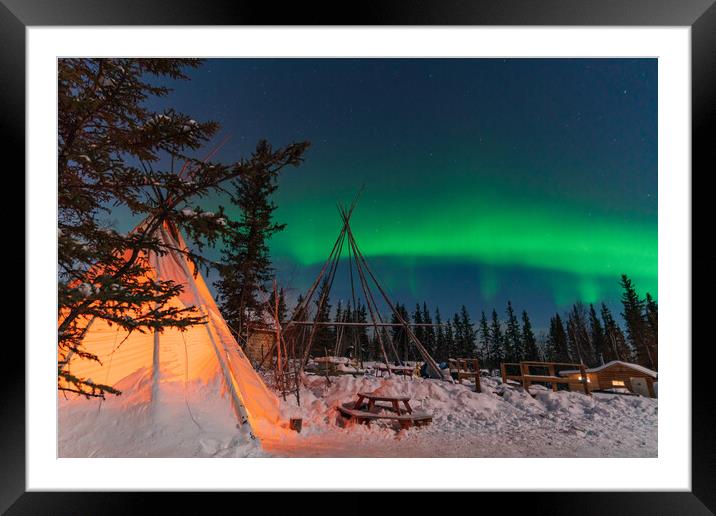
287, 196, 445, 380
338, 204, 397, 371
340, 206, 445, 380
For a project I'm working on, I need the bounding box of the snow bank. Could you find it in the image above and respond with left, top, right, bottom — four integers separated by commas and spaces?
260, 375, 657, 458
59, 370, 268, 458
60, 371, 657, 458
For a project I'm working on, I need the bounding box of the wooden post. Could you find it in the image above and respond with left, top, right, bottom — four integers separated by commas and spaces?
548, 364, 558, 391
500, 363, 507, 384
274, 280, 282, 376
474, 358, 482, 393
520, 362, 530, 391
579, 364, 590, 395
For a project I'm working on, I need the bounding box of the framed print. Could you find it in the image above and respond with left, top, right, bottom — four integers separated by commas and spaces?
4, 0, 713, 512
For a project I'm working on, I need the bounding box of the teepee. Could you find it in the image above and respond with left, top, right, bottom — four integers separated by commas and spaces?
273, 199, 447, 380
59, 219, 282, 445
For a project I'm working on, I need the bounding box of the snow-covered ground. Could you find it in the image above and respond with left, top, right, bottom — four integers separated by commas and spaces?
261, 374, 657, 458
59, 371, 657, 458
59, 370, 270, 458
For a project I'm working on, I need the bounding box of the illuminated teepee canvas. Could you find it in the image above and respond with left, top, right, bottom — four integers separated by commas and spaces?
58, 220, 282, 455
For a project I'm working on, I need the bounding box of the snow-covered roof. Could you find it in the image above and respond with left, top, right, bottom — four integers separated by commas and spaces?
559, 360, 657, 378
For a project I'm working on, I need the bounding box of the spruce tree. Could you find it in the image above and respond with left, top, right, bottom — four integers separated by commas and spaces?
620, 274, 653, 368
444, 320, 456, 360
566, 303, 595, 365
489, 309, 505, 366
452, 313, 464, 357
333, 300, 346, 355
391, 303, 410, 362
313, 279, 334, 355
434, 307, 447, 362
547, 313, 570, 363
601, 303, 633, 362
459, 305, 477, 357
356, 303, 370, 360
588, 303, 609, 364
536, 332, 549, 362
521, 310, 539, 361
57, 58, 308, 398
422, 302, 436, 358
412, 304, 425, 362
504, 301, 523, 363
478, 311, 491, 369
216, 138, 297, 334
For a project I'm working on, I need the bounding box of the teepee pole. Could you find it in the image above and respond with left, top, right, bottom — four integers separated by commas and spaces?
339, 205, 401, 365
338, 205, 393, 376
345, 221, 445, 380
299, 226, 347, 371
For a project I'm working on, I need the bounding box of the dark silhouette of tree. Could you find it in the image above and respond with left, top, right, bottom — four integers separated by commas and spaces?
444, 320, 456, 360
601, 303, 633, 362
57, 58, 308, 398
391, 303, 410, 362
478, 311, 491, 367
434, 307, 448, 362
521, 310, 540, 361
457, 305, 477, 357
217, 139, 301, 335
620, 274, 654, 368
312, 279, 334, 355
422, 302, 436, 358
547, 313, 570, 363
566, 302, 596, 365
489, 309, 504, 366
504, 301, 523, 362
412, 303, 425, 362
588, 303, 609, 364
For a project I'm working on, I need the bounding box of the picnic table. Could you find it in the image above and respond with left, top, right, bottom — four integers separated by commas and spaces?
353, 391, 413, 415
337, 391, 432, 429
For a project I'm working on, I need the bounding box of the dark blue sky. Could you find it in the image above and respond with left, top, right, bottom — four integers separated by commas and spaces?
137, 58, 657, 332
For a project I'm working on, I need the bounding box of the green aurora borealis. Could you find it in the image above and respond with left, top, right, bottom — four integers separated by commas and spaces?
268, 171, 657, 308
148, 58, 658, 327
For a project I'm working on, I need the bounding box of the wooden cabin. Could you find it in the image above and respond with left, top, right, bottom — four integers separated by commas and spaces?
243, 327, 276, 364
559, 361, 657, 397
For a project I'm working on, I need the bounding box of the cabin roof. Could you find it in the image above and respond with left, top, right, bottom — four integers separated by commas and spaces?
559, 360, 657, 378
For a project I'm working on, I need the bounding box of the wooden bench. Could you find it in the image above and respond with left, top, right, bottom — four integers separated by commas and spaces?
337, 404, 432, 430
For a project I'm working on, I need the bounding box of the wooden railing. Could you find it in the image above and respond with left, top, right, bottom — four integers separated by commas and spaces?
500, 361, 590, 395
448, 358, 482, 393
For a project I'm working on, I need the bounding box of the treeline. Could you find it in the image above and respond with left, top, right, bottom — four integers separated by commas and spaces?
289, 273, 657, 371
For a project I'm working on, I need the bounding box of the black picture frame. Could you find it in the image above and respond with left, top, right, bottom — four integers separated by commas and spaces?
4, 0, 712, 513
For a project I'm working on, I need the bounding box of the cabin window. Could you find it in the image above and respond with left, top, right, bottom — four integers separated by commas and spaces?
612, 380, 625, 387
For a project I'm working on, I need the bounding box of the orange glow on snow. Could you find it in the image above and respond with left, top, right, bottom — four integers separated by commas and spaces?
59, 221, 282, 438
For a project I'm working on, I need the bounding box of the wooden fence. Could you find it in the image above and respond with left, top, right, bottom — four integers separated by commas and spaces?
500, 361, 590, 395
448, 358, 482, 393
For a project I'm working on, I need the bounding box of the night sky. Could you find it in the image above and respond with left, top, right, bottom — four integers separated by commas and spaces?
139, 58, 657, 331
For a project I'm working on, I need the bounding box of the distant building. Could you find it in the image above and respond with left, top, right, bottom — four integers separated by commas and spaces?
243, 326, 276, 365
559, 361, 657, 397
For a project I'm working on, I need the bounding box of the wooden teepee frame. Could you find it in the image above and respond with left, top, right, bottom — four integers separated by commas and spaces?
277, 198, 445, 380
